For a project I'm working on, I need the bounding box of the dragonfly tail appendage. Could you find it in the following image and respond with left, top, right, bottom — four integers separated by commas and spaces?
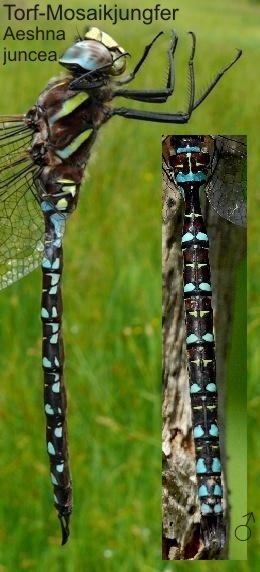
59, 514, 70, 546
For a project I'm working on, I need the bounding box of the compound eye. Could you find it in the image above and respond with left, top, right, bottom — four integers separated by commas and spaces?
59, 40, 113, 73
111, 54, 127, 75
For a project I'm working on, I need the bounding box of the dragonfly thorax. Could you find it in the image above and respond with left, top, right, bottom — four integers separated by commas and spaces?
169, 138, 211, 192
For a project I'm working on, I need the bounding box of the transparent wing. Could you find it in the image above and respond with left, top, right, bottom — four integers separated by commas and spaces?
0, 116, 44, 290
206, 136, 247, 227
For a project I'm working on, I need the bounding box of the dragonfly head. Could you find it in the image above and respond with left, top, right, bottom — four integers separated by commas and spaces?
59, 27, 128, 77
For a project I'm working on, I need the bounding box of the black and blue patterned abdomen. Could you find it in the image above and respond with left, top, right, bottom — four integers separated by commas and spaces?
170, 137, 225, 549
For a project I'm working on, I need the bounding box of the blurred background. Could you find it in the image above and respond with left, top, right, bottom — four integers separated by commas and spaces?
0, 0, 258, 569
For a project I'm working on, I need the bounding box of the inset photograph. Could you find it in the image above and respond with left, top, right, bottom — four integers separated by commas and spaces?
162, 135, 247, 560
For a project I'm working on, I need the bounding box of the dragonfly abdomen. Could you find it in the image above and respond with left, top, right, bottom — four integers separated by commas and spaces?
170, 139, 225, 550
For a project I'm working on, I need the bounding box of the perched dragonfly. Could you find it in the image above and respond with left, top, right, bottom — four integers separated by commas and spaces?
0, 27, 242, 545
162, 135, 246, 553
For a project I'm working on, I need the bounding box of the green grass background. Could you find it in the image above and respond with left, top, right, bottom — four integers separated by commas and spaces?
0, 0, 258, 569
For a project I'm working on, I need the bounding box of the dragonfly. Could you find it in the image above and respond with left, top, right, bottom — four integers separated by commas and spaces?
0, 28, 242, 545
162, 135, 246, 553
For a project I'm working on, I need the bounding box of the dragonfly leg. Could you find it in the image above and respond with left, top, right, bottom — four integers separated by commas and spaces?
111, 38, 242, 121
113, 30, 172, 86
193, 49, 242, 111
110, 32, 196, 122
112, 30, 178, 101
